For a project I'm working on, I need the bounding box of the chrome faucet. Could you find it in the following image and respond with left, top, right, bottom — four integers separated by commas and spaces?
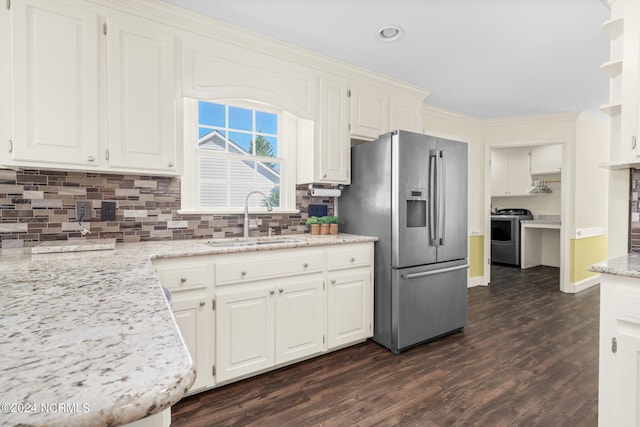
244, 191, 273, 238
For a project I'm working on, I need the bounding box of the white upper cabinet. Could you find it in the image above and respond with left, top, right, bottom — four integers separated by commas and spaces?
350, 82, 424, 141
491, 148, 531, 197
105, 16, 178, 173
390, 94, 424, 135
9, 0, 100, 168
602, 0, 640, 167
298, 75, 350, 184
530, 144, 562, 175
5, 0, 181, 175
350, 82, 390, 140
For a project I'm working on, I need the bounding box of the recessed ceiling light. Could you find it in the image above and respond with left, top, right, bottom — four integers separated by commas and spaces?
377, 25, 404, 42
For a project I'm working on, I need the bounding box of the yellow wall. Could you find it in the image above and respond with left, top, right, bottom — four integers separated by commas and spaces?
570, 234, 608, 283
469, 235, 484, 278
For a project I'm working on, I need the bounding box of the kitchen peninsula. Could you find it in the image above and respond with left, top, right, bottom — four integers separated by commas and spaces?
0, 234, 375, 426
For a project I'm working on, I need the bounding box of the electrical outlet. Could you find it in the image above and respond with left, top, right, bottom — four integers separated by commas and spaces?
101, 201, 116, 221
76, 201, 92, 221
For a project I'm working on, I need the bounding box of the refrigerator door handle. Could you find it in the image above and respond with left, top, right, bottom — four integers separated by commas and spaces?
438, 150, 446, 245
401, 264, 469, 280
429, 150, 438, 246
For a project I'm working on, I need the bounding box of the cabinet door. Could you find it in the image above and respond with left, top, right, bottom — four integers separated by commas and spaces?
105, 17, 178, 174
390, 95, 423, 134
11, 0, 99, 167
491, 148, 531, 196
621, 0, 640, 160
612, 331, 640, 426
350, 82, 389, 141
171, 287, 214, 393
275, 278, 325, 364
317, 77, 350, 184
490, 150, 509, 196
530, 144, 562, 175
327, 270, 372, 349
216, 286, 274, 383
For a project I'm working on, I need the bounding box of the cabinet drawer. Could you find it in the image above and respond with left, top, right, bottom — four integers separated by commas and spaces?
616, 287, 640, 325
327, 245, 372, 271
153, 259, 213, 291
216, 252, 323, 285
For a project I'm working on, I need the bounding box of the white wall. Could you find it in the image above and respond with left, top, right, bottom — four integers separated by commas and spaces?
423, 105, 484, 235
574, 114, 609, 230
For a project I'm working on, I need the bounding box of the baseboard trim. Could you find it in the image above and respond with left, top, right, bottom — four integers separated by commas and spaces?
468, 276, 486, 288
565, 274, 600, 293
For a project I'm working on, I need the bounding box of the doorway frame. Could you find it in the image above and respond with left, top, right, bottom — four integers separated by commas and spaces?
483, 139, 570, 292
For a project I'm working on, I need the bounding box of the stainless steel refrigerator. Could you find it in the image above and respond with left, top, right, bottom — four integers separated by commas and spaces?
340, 130, 468, 354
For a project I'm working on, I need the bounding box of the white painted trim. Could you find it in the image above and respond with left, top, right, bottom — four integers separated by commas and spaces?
565, 274, 601, 293
572, 226, 608, 239
468, 276, 486, 288
423, 104, 485, 128
483, 112, 581, 127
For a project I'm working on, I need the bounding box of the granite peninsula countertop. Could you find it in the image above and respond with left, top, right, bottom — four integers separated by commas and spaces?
589, 254, 640, 279
0, 233, 376, 427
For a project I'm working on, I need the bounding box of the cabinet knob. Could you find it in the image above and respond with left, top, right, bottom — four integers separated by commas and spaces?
323, 174, 327, 178
331, 279, 336, 285
350, 257, 355, 263
87, 156, 95, 162
199, 301, 205, 307
303, 262, 308, 268
241, 271, 247, 276
168, 161, 174, 168
180, 277, 187, 283
269, 290, 275, 295
279, 288, 284, 294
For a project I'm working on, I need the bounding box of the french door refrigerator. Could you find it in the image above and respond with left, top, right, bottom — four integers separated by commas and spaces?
340, 130, 468, 354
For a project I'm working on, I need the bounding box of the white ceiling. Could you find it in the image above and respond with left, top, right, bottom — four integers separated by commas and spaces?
160, 0, 611, 119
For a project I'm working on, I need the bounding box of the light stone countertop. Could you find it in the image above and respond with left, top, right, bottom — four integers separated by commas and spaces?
589, 254, 640, 279
0, 233, 377, 427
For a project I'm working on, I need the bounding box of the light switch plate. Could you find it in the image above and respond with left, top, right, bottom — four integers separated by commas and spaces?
101, 201, 117, 221
76, 201, 92, 221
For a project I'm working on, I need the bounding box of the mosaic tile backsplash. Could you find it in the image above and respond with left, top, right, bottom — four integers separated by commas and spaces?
0, 169, 334, 248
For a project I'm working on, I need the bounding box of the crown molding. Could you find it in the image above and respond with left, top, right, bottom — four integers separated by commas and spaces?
88, 0, 430, 99
423, 104, 485, 128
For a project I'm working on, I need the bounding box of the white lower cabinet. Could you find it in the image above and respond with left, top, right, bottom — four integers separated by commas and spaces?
216, 276, 324, 383
152, 257, 215, 394
598, 273, 640, 426
171, 286, 214, 392
327, 270, 371, 349
155, 242, 373, 394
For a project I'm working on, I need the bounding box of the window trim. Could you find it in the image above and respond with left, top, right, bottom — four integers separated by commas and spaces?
180, 98, 298, 214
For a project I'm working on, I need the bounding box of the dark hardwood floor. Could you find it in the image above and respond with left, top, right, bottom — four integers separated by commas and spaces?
171, 265, 599, 426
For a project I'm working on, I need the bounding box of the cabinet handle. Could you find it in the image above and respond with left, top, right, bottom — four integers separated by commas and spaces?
633, 136, 637, 150
279, 288, 284, 294
331, 279, 336, 284
612, 337, 617, 354
199, 301, 205, 307
180, 277, 187, 283
303, 262, 308, 268
350, 257, 355, 263
241, 271, 247, 276
87, 156, 95, 162
269, 290, 275, 295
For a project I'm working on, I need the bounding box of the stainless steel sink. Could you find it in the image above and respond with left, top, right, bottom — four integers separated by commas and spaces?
205, 237, 304, 248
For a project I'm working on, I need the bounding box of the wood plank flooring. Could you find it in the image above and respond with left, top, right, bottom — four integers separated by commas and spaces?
171, 265, 599, 426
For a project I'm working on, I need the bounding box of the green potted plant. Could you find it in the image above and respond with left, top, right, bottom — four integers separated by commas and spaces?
306, 216, 320, 235
318, 216, 330, 235
325, 215, 339, 235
